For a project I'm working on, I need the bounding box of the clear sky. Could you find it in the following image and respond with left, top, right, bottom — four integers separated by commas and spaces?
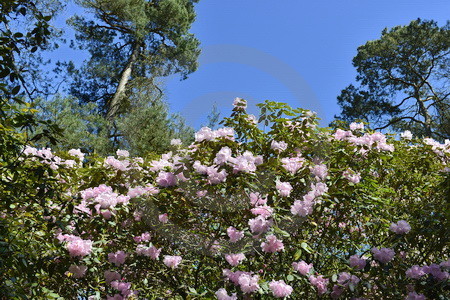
162, 0, 450, 128
53, 0, 450, 129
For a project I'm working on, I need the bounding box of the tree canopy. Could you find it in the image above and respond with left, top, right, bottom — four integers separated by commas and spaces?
68, 0, 201, 119
336, 19, 450, 140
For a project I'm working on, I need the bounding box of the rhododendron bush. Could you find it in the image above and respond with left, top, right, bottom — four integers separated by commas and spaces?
1, 99, 449, 299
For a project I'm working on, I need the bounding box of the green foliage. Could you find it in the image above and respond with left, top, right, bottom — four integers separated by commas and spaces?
35, 96, 113, 154
337, 19, 450, 140
2, 99, 448, 299
35, 95, 194, 156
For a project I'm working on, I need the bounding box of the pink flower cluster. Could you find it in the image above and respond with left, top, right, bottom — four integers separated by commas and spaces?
163, 255, 182, 269
271, 140, 288, 152
269, 280, 293, 298
331, 272, 360, 298
232, 97, 247, 109
281, 156, 304, 174
135, 245, 161, 259
371, 247, 395, 264
343, 169, 361, 184
276, 180, 292, 197
309, 275, 329, 295
223, 269, 260, 294
68, 265, 87, 278
108, 251, 127, 266
195, 126, 235, 142
261, 234, 284, 253
215, 288, 237, 300
105, 156, 130, 171
290, 182, 328, 217
334, 130, 395, 152
310, 164, 328, 180
292, 260, 313, 275
390, 220, 411, 234
349, 255, 367, 270
406, 263, 449, 281
227, 227, 244, 243
225, 253, 246, 267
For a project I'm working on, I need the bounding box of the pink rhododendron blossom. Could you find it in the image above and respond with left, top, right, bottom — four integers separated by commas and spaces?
271, 140, 288, 152
292, 260, 313, 275
68, 148, 85, 160
350, 122, 364, 131
246, 114, 258, 125
251, 205, 273, 218
105, 156, 130, 171
422, 263, 449, 281
233, 97, 247, 109
331, 285, 344, 299
111, 280, 131, 293
343, 169, 361, 184
159, 213, 169, 223
195, 127, 215, 142
310, 164, 328, 180
225, 253, 246, 266
349, 255, 367, 270
127, 186, 148, 198
281, 156, 304, 174
196, 190, 208, 197
223, 269, 252, 285
170, 138, 182, 146
23, 145, 38, 156
269, 280, 293, 298
334, 129, 353, 140
216, 127, 235, 140
163, 255, 182, 269
390, 220, 411, 234
401, 130, 413, 140
108, 251, 127, 266
207, 166, 228, 184
215, 288, 237, 300
238, 274, 260, 293
230, 155, 257, 173
194, 162, 208, 174
101, 210, 112, 219
136, 245, 161, 260
227, 227, 244, 243
309, 275, 329, 295
214, 147, 233, 165
249, 192, 267, 206
134, 232, 151, 243
291, 199, 313, 217
261, 234, 284, 253
104, 271, 121, 284
116, 149, 129, 157
337, 272, 360, 286
68, 265, 87, 278
372, 247, 395, 263
156, 171, 177, 187
248, 216, 272, 233
276, 180, 292, 197
312, 182, 328, 196
406, 265, 426, 279
66, 238, 92, 257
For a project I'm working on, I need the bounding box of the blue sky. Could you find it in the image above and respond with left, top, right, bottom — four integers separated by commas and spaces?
55, 0, 450, 128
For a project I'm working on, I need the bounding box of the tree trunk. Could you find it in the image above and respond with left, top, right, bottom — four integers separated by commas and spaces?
416, 93, 432, 137
106, 42, 141, 120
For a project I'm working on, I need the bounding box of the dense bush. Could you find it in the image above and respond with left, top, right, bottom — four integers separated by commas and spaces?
1, 98, 449, 299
